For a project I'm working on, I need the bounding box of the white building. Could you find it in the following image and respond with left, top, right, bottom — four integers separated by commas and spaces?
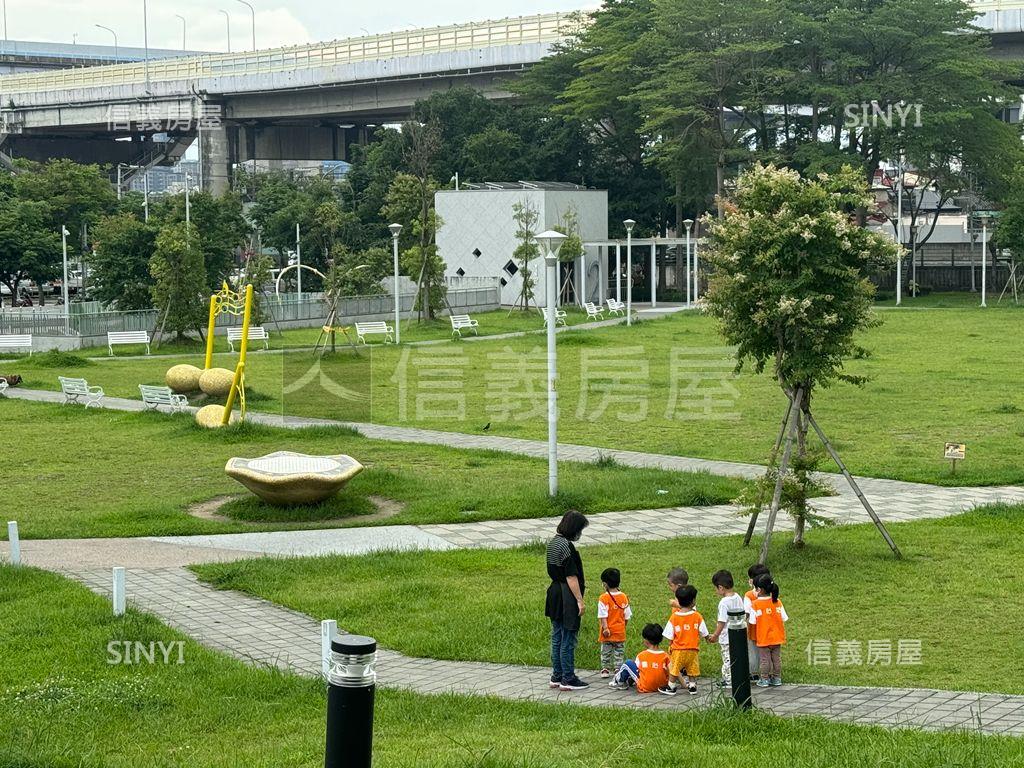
435, 182, 609, 307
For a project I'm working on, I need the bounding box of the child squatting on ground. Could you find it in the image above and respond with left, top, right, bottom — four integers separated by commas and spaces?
597, 568, 632, 677
749, 574, 789, 687
659, 584, 710, 695
608, 623, 670, 692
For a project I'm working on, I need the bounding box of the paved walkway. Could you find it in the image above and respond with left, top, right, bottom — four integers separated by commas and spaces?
62, 566, 1024, 736
8, 387, 1024, 735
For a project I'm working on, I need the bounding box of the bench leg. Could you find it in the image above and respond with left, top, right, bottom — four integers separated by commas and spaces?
108, 346, 113, 357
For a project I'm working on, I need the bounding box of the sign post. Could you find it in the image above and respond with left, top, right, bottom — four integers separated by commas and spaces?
944, 442, 966, 475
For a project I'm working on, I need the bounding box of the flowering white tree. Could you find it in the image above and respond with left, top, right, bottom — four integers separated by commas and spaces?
703, 164, 903, 561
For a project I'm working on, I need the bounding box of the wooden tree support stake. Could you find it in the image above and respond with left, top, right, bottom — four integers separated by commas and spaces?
804, 410, 902, 558
757, 388, 804, 565
743, 393, 795, 546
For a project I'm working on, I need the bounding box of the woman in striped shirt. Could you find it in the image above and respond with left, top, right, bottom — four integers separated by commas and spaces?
545, 510, 590, 691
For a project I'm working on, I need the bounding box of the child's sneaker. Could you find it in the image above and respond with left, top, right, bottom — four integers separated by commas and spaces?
608, 679, 627, 690
686, 682, 698, 695
657, 684, 678, 696
770, 677, 782, 687
599, 668, 610, 678
714, 678, 730, 689
755, 679, 770, 688
559, 677, 589, 691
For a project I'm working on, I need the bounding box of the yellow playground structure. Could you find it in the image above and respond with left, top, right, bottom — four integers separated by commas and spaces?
166, 282, 255, 428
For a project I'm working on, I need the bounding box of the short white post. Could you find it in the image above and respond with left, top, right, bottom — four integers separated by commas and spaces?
650, 242, 657, 308
7, 521, 20, 566
112, 566, 126, 617
321, 619, 338, 679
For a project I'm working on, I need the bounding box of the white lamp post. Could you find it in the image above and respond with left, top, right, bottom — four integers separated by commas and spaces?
235, 0, 256, 51
175, 14, 187, 49
389, 223, 403, 344
142, 0, 151, 92
683, 218, 694, 305
61, 225, 70, 330
184, 172, 192, 230
623, 219, 635, 326
95, 24, 118, 63
980, 213, 991, 308
295, 223, 302, 301
538, 229, 567, 497
220, 9, 232, 53
692, 222, 700, 301
895, 163, 903, 306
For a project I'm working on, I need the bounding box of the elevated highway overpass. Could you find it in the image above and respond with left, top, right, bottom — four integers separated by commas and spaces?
0, 4, 1021, 193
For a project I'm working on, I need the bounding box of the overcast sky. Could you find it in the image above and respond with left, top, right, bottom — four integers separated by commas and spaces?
8, 1, 597, 52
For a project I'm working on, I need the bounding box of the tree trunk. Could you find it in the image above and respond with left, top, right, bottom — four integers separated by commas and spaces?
792, 390, 811, 547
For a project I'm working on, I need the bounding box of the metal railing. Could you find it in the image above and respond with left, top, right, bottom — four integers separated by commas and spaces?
0, 12, 583, 96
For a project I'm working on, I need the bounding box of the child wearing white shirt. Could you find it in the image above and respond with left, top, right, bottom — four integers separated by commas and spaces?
707, 569, 745, 687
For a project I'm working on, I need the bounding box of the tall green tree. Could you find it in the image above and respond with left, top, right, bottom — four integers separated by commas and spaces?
703, 164, 902, 554
0, 198, 61, 306
89, 213, 158, 310
149, 223, 207, 340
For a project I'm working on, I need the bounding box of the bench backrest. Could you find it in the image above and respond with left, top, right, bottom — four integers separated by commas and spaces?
355, 322, 390, 331
0, 334, 32, 347
227, 326, 268, 340
139, 385, 175, 401
585, 302, 600, 313
108, 331, 150, 343
450, 314, 473, 325
59, 376, 90, 394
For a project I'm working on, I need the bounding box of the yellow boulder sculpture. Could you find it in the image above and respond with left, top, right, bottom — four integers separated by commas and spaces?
195, 404, 235, 429
166, 364, 203, 393
199, 367, 235, 397
225, 452, 364, 506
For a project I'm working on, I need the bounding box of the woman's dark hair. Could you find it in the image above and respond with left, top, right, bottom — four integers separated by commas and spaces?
600, 567, 621, 589
754, 574, 780, 603
556, 510, 589, 542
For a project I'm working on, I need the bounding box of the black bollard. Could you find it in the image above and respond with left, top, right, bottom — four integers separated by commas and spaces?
325, 634, 377, 768
726, 609, 753, 710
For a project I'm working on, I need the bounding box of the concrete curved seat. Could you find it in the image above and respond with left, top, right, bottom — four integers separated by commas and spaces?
225, 451, 364, 506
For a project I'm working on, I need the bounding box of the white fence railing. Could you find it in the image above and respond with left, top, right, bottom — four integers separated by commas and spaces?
0, 12, 584, 96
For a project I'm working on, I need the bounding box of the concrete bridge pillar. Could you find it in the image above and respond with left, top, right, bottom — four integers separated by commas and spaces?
201, 123, 238, 195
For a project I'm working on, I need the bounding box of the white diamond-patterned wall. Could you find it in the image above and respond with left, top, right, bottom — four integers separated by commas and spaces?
436, 188, 609, 307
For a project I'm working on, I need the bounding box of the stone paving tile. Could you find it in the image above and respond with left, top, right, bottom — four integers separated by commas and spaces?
59, 565, 1024, 738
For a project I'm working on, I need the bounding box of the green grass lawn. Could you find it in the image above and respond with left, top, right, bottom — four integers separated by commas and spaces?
0, 400, 742, 540
195, 502, 1024, 695
873, 290, 1024, 308
3, 565, 1022, 768
8, 304, 1024, 485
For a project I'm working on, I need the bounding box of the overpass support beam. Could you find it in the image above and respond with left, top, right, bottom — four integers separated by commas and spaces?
201, 124, 238, 195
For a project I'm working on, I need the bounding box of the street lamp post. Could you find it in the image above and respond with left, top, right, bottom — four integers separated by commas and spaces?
142, 0, 151, 92
61, 226, 70, 332
184, 172, 192, 230
623, 219, 635, 326
895, 163, 903, 306
95, 24, 118, 63
143, 170, 150, 222
389, 224, 402, 344
220, 9, 232, 53
236, 0, 256, 51
981, 213, 991, 308
910, 223, 918, 298
683, 218, 694, 306
175, 14, 187, 49
538, 229, 567, 497
295, 223, 302, 302
970, 230, 978, 292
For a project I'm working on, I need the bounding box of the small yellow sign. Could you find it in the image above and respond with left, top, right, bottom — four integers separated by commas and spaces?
944, 443, 966, 461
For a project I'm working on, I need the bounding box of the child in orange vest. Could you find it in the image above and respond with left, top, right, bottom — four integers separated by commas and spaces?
597, 568, 632, 677
744, 563, 770, 682
749, 574, 789, 687
608, 623, 670, 693
659, 585, 709, 696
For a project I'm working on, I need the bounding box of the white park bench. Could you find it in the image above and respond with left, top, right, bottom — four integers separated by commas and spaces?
605, 298, 626, 316
354, 321, 394, 345
0, 379, 7, 396
107, 330, 151, 356
449, 314, 479, 338
227, 325, 270, 353
58, 376, 104, 407
139, 384, 190, 413
543, 308, 567, 327
0, 334, 33, 356
584, 302, 604, 320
